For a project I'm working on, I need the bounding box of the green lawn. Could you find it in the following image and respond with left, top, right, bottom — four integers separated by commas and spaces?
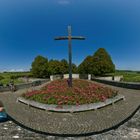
114, 71, 140, 82
0, 72, 31, 85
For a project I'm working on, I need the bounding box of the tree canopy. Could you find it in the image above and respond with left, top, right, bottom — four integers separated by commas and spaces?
31, 48, 115, 77
31, 56, 78, 77
78, 48, 115, 75
78, 55, 93, 74
31, 55, 49, 78
60, 59, 69, 74
48, 59, 62, 75
92, 48, 115, 75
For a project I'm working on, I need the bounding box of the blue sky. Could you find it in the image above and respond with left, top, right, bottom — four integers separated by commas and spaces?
0, 0, 140, 71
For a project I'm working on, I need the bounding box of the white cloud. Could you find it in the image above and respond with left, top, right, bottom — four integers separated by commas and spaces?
58, 0, 70, 5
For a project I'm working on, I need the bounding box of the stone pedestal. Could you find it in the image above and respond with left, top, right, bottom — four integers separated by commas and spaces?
88, 74, 91, 80
50, 75, 54, 81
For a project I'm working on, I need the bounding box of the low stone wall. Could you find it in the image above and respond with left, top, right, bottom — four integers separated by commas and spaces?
0, 79, 49, 92
114, 76, 123, 81
49, 74, 140, 90
17, 94, 125, 113
0, 87, 10, 92
96, 75, 123, 82
50, 74, 92, 81
50, 75, 63, 81
92, 78, 140, 90
79, 74, 88, 79
64, 74, 79, 79
97, 76, 113, 81
50, 74, 123, 82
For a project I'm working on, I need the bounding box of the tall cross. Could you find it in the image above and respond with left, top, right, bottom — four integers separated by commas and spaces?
54, 25, 85, 87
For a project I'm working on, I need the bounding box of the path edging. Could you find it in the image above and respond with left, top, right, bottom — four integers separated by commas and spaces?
17, 94, 125, 112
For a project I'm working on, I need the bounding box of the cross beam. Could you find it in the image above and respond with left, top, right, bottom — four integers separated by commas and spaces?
55, 36, 85, 40
54, 26, 85, 87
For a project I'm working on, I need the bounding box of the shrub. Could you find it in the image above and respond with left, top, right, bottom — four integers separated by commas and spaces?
0, 75, 4, 81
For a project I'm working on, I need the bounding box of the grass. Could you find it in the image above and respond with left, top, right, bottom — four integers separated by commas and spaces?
0, 72, 31, 85
22, 79, 118, 105
114, 70, 140, 82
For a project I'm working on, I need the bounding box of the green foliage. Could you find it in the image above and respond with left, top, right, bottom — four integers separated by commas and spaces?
60, 59, 69, 74
92, 48, 115, 75
78, 55, 93, 74
0, 72, 31, 85
31, 55, 49, 78
10, 75, 18, 79
9, 73, 32, 80
0, 75, 4, 81
48, 59, 62, 75
30, 55, 78, 77
78, 48, 115, 75
114, 71, 140, 82
72, 63, 78, 73
31, 48, 114, 77
48, 59, 77, 75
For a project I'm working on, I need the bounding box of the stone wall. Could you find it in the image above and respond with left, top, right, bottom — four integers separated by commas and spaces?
92, 78, 140, 90
63, 74, 79, 79
50, 74, 92, 81
50, 75, 63, 81
96, 76, 113, 81
0, 79, 49, 92
79, 74, 88, 79
96, 75, 123, 82
114, 76, 123, 81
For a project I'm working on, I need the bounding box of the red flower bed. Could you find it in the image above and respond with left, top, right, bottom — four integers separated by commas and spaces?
22, 79, 118, 105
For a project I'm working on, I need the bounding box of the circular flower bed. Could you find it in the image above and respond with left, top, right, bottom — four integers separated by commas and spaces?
22, 79, 118, 105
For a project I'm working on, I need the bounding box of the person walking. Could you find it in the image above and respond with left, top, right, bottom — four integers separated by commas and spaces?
9, 80, 16, 92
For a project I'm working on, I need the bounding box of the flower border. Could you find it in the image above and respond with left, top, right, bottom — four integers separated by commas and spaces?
17, 94, 125, 113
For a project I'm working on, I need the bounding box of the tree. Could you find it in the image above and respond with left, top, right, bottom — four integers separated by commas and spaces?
31, 55, 49, 78
60, 59, 69, 74
72, 63, 78, 73
78, 55, 93, 74
92, 48, 115, 75
78, 48, 115, 75
48, 59, 62, 75
0, 75, 4, 81
48, 59, 78, 75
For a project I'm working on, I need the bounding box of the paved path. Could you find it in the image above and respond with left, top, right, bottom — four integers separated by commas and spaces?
0, 109, 139, 139
0, 82, 139, 136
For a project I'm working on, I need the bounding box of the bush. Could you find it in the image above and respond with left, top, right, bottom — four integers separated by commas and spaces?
0, 76, 4, 81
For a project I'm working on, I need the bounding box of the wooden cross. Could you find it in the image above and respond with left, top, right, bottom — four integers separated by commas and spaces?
54, 25, 85, 87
